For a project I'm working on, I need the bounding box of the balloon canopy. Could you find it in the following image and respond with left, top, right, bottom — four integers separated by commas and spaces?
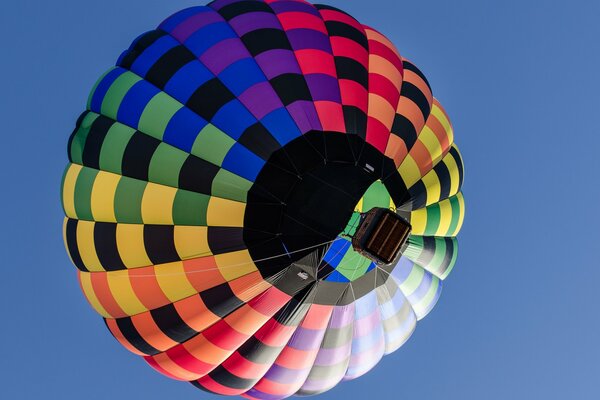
61, 0, 465, 398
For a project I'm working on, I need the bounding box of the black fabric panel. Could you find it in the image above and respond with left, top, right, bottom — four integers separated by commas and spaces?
208, 227, 246, 254
208, 366, 257, 390
407, 179, 427, 210
150, 303, 197, 344
217, 1, 274, 20
334, 57, 368, 89
121, 132, 160, 181
237, 336, 282, 364
440, 237, 456, 275
199, 283, 244, 318
178, 156, 219, 194
323, 21, 368, 49
65, 219, 86, 271
401, 82, 431, 121
238, 123, 281, 160
145, 45, 196, 89
382, 170, 410, 208
68, 112, 90, 163
435, 159, 452, 201
241, 29, 292, 56
93, 222, 126, 271
269, 73, 313, 105
186, 78, 236, 121
143, 225, 179, 265
391, 113, 418, 150
417, 236, 437, 266
118, 30, 168, 69
342, 105, 368, 138
111, 317, 160, 356
402, 60, 432, 92
82, 116, 114, 169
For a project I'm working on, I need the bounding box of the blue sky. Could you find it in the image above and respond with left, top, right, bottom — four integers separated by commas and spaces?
1, 0, 599, 399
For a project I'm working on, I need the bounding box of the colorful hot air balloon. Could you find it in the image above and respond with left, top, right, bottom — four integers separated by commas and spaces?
61, 0, 465, 398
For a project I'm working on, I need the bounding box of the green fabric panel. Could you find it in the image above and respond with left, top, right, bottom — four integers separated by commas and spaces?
87, 67, 117, 110
100, 72, 142, 120
442, 238, 459, 280
404, 235, 424, 261
138, 92, 182, 140
172, 190, 209, 226
148, 144, 187, 188
447, 195, 461, 237
114, 177, 146, 223
424, 204, 441, 236
191, 124, 235, 166
212, 169, 251, 203
69, 113, 98, 164
399, 263, 425, 294
419, 275, 440, 309
73, 167, 98, 221
344, 212, 361, 237
334, 246, 370, 281
362, 181, 391, 211
98, 122, 136, 175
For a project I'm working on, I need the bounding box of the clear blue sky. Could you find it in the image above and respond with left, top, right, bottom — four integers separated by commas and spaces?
1, 0, 599, 399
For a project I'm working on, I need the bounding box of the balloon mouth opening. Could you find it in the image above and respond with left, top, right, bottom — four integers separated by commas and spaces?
243, 131, 408, 279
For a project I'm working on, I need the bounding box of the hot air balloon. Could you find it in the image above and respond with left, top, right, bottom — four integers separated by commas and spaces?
61, 0, 465, 398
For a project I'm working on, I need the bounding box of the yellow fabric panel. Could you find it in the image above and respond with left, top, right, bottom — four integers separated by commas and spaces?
174, 226, 210, 260
435, 198, 453, 236
62, 164, 80, 218
430, 102, 454, 145
154, 261, 198, 303
355, 197, 364, 212
207, 197, 246, 227
76, 220, 104, 272
452, 193, 466, 236
216, 250, 257, 281
398, 155, 422, 189
90, 172, 119, 223
78, 271, 111, 318
409, 208, 428, 236
116, 224, 152, 268
421, 171, 441, 207
419, 126, 443, 169
106, 270, 147, 316
141, 182, 177, 225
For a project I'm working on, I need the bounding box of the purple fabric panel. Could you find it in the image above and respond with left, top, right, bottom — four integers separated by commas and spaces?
287, 327, 325, 351
343, 339, 385, 380
286, 29, 331, 52
229, 12, 281, 36
286, 101, 321, 133
313, 344, 351, 366
305, 74, 342, 102
269, 0, 321, 16
243, 388, 283, 400
238, 82, 282, 119
199, 38, 249, 74
208, 0, 244, 10
255, 49, 302, 78
263, 364, 310, 385
170, 11, 224, 42
328, 304, 355, 328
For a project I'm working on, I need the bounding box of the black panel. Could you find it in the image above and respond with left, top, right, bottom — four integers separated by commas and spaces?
82, 116, 114, 169
207, 227, 246, 254
391, 113, 418, 150
324, 21, 368, 49
238, 123, 282, 160
209, 366, 257, 390
383, 170, 410, 209
178, 156, 219, 194
145, 45, 196, 89
150, 303, 197, 344
93, 222, 126, 271
121, 132, 160, 181
435, 159, 452, 201
334, 57, 369, 89
237, 336, 282, 364
186, 78, 236, 121
401, 82, 431, 120
449, 146, 464, 189
111, 317, 160, 356
119, 30, 168, 69
65, 219, 86, 271
342, 105, 368, 137
403, 60, 432, 92
199, 283, 244, 318
269, 73, 313, 105
241, 29, 292, 56
143, 225, 179, 265
68, 111, 90, 163
407, 179, 427, 210
217, 1, 274, 20
417, 236, 437, 267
